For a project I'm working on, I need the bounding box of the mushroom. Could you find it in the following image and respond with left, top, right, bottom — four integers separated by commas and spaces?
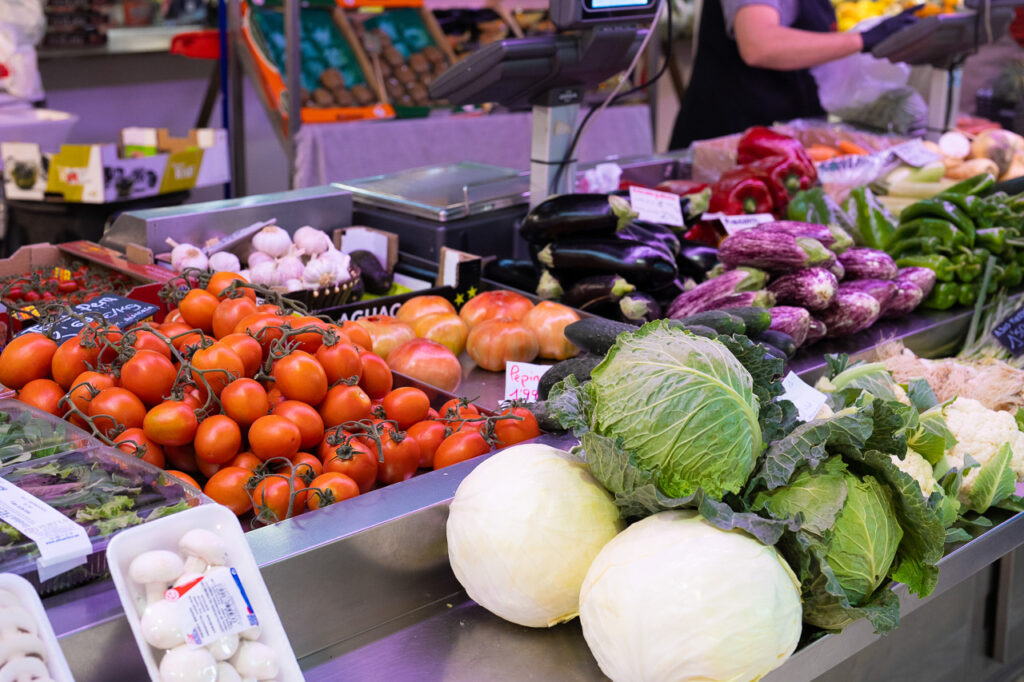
0, 593, 20, 610
230, 641, 278, 680
208, 634, 239, 662
159, 645, 217, 682
129, 551, 185, 604
0, 609, 37, 638
239, 626, 261, 642
0, 656, 52, 682
213, 662, 242, 682
179, 530, 228, 575
140, 600, 185, 650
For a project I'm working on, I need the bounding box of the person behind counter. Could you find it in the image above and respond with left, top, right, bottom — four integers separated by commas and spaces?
670, 0, 921, 148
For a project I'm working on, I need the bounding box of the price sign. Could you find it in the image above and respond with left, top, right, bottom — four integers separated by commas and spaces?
992, 306, 1024, 355
16, 294, 158, 341
629, 186, 685, 227
701, 212, 775, 235
503, 361, 548, 403
779, 372, 828, 423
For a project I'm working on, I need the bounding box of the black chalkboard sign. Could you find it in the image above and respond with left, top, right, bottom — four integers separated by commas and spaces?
992, 307, 1024, 355
17, 295, 159, 342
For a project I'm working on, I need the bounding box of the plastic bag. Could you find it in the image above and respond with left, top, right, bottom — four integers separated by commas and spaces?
812, 52, 911, 113
0, 0, 46, 102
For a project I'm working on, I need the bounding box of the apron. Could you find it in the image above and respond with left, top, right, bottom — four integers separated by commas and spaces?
670, 0, 835, 149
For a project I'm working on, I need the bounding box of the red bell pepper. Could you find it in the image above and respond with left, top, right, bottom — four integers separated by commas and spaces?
736, 127, 818, 183
655, 179, 710, 197
745, 155, 814, 215
709, 167, 775, 215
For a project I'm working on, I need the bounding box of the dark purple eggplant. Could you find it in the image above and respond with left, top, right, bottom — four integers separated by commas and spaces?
818, 290, 882, 338
678, 240, 719, 272
666, 267, 767, 318
483, 259, 539, 292
718, 228, 832, 272
650, 278, 696, 308
756, 330, 797, 357
882, 280, 925, 318
538, 239, 678, 289
760, 221, 854, 253
769, 306, 811, 346
621, 221, 681, 255
838, 279, 898, 311
806, 318, 827, 344
536, 270, 564, 300
618, 292, 661, 323
767, 268, 838, 311
520, 194, 636, 244
562, 274, 636, 308
838, 248, 898, 280
896, 267, 936, 298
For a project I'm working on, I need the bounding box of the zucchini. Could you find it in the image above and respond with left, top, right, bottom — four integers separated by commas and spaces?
563, 318, 637, 356
538, 354, 603, 400
727, 307, 772, 335
677, 310, 746, 336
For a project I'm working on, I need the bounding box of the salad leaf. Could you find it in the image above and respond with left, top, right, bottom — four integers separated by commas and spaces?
965, 443, 1016, 514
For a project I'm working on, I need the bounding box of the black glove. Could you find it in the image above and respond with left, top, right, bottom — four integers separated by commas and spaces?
860, 6, 922, 53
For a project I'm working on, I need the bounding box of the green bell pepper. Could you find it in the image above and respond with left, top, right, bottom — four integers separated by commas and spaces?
896, 254, 955, 282
1001, 262, 1023, 288
900, 199, 976, 246
887, 218, 968, 252
953, 251, 983, 283
888, 236, 944, 256
847, 186, 896, 250
958, 282, 980, 307
921, 282, 960, 310
939, 173, 996, 198
975, 227, 1009, 254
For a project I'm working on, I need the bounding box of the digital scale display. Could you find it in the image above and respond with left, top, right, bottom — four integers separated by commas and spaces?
588, 0, 652, 8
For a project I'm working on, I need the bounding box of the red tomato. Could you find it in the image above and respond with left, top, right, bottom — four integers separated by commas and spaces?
306, 472, 360, 510
194, 415, 242, 465
67, 371, 117, 414
395, 295, 456, 325
233, 313, 285, 354
273, 451, 323, 483
353, 316, 415, 360
494, 406, 541, 447
434, 431, 491, 469
318, 384, 372, 428
228, 452, 264, 472
287, 316, 331, 354
320, 438, 378, 493
407, 419, 448, 468
459, 290, 534, 328
120, 350, 178, 407
130, 330, 174, 360
51, 336, 99, 389
89, 387, 147, 437
211, 297, 258, 339
162, 310, 184, 325
272, 351, 328, 405
358, 351, 392, 399
207, 272, 255, 300
217, 333, 263, 377
114, 427, 165, 468
143, 400, 199, 446
178, 289, 220, 334
0, 333, 57, 389
253, 476, 307, 521
410, 312, 468, 356
196, 457, 223, 480
522, 301, 580, 361
204, 467, 254, 515
381, 387, 430, 430
248, 415, 302, 461
316, 336, 363, 385
191, 344, 245, 396
339, 321, 372, 350
266, 385, 286, 409
17, 379, 65, 416
164, 443, 200, 473
272, 400, 325, 450
220, 379, 270, 427
360, 426, 420, 485
466, 318, 539, 372
387, 339, 462, 393
164, 470, 200, 489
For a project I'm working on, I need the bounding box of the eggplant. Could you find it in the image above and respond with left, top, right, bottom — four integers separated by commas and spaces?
621, 221, 681, 256
697, 290, 775, 315
483, 259, 539, 292
806, 318, 827, 344
767, 268, 838, 311
562, 275, 635, 309
769, 306, 812, 347
665, 267, 767, 319
828, 258, 846, 281
650, 278, 695, 308
818, 290, 882, 338
838, 279, 898, 311
896, 267, 937, 298
520, 194, 636, 244
349, 250, 392, 295
838, 248, 898, 281
718, 228, 832, 272
538, 239, 678, 289
618, 292, 661, 323
760, 221, 854, 253
535, 270, 564, 300
756, 330, 798, 357
882, 280, 925, 318
678, 241, 719, 272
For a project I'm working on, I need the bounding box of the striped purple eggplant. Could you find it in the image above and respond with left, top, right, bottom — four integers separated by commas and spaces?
838, 279, 898, 311
718, 228, 832, 272
838, 248, 898, 280
818, 290, 882, 338
767, 268, 838, 311
760, 221, 853, 253
666, 267, 766, 318
895, 267, 936, 298
769, 306, 811, 346
806, 318, 827, 344
882, 280, 925, 318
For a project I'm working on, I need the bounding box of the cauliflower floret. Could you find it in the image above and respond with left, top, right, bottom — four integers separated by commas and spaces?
941, 397, 1024, 500
891, 449, 937, 498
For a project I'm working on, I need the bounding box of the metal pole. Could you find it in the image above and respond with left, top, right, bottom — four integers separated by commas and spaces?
530, 102, 580, 207
284, 0, 302, 190
226, 0, 247, 197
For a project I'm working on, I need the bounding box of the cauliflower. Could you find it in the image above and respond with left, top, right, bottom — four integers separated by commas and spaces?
891, 449, 937, 498
941, 397, 1024, 500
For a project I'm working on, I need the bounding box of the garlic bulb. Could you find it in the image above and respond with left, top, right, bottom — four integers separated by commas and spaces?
238, 269, 250, 281
302, 257, 339, 289
252, 225, 292, 258
247, 251, 273, 269
283, 278, 305, 293
293, 226, 332, 256
276, 254, 304, 282
208, 251, 241, 273
319, 248, 352, 280
171, 243, 205, 270
250, 261, 281, 287
173, 247, 209, 273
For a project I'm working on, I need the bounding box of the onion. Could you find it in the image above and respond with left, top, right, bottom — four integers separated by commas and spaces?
293, 226, 332, 256
251, 225, 292, 258
276, 254, 304, 282
247, 251, 273, 268
939, 131, 971, 160
208, 251, 241, 273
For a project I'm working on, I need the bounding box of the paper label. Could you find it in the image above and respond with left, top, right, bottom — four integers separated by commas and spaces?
702, 212, 774, 235
779, 372, 828, 423
0, 476, 91, 581
629, 186, 684, 227
16, 294, 158, 341
503, 361, 549, 403
889, 140, 941, 168
992, 307, 1024, 355
168, 567, 258, 648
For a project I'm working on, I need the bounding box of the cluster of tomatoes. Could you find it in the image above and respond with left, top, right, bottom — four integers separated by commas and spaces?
0, 271, 540, 525
1, 263, 136, 307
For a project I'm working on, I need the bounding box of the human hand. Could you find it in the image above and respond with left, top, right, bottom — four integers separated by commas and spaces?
860, 5, 923, 52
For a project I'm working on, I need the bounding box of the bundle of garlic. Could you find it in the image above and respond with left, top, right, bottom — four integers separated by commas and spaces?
0, 590, 57, 682
246, 226, 353, 293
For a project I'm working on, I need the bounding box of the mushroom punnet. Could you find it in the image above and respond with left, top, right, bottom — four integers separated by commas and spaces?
139, 601, 184, 650
159, 645, 217, 682
178, 529, 228, 575
129, 551, 185, 605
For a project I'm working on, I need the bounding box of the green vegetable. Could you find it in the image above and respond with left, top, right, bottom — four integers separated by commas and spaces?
975, 227, 1008, 254
938, 172, 996, 198
964, 444, 1017, 514
887, 236, 942, 256
1002, 262, 1023, 288
952, 253, 982, 283
887, 218, 969, 251
958, 282, 979, 307
847, 186, 896, 250
921, 282, 959, 310
900, 199, 976, 245
896, 254, 955, 282
788, 188, 857, 235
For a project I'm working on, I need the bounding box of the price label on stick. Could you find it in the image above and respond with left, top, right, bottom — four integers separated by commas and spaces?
629, 186, 685, 227
992, 306, 1024, 355
779, 372, 828, 423
504, 361, 548, 403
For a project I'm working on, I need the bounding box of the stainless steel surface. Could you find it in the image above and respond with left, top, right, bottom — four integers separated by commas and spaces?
335, 163, 530, 222
284, 0, 302, 189
228, 0, 248, 197
37, 26, 204, 59
994, 553, 1015, 663
101, 184, 352, 253
530, 104, 580, 207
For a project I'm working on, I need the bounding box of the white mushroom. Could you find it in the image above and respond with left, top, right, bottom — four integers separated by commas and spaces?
179, 530, 229, 575
208, 634, 239, 662
0, 593, 21, 610
0, 634, 45, 667
129, 551, 185, 604
230, 641, 278, 680
140, 600, 185, 650
214, 662, 242, 682
0, 608, 37, 638
172, 572, 204, 590
238, 626, 261, 642
0, 656, 52, 682
159, 645, 217, 682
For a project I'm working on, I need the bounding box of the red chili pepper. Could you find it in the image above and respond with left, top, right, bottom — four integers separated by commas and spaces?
744, 155, 814, 216
709, 167, 775, 215
736, 127, 817, 182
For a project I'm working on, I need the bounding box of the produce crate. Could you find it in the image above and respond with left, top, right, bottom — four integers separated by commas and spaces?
975, 89, 1024, 136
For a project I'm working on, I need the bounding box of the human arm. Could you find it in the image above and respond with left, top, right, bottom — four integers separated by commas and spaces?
733, 4, 863, 71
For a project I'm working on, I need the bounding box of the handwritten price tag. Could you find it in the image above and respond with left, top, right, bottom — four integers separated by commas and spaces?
504, 361, 549, 403
629, 186, 685, 227
702, 212, 775, 235
779, 372, 828, 423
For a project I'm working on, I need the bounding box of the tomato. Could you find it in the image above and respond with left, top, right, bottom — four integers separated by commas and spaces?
51, 336, 99, 389
158, 322, 195, 351
320, 439, 378, 493
171, 330, 205, 356
84, 325, 123, 365
178, 289, 219, 334
89, 387, 147, 436
522, 301, 580, 361
164, 470, 200, 489
272, 400, 325, 450
207, 272, 255, 300
318, 384, 372, 428
143, 400, 199, 446
439, 398, 479, 418
465, 318, 539, 372
181, 387, 205, 412
194, 415, 242, 465
204, 467, 254, 515
211, 297, 258, 339
272, 351, 328, 405
253, 476, 307, 521
120, 350, 178, 407
233, 313, 285, 354
164, 443, 200, 473
382, 387, 430, 430
114, 427, 165, 468
228, 452, 264, 472
17, 379, 65, 416
410, 312, 469, 356
287, 316, 331, 354
339, 321, 372, 350
67, 371, 117, 413
220, 379, 269, 427
217, 333, 263, 377
190, 344, 245, 396
316, 337, 362, 385
395, 295, 456, 324
407, 419, 448, 468
372, 427, 420, 485
248, 415, 302, 461
494, 406, 541, 447
266, 385, 286, 409
459, 290, 534, 328
353, 316, 416, 361
0, 333, 57, 389
306, 472, 360, 510
358, 351, 392, 399
196, 457, 222, 479
130, 330, 173, 360
434, 431, 491, 469
273, 452, 323, 483
387, 339, 462, 393
162, 309, 184, 325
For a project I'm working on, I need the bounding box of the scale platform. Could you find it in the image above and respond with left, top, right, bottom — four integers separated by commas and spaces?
872, 9, 1015, 68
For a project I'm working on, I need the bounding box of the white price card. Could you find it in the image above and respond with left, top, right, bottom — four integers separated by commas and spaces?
504, 361, 549, 403
702, 212, 775, 235
889, 140, 941, 168
0, 476, 92, 580
168, 566, 259, 648
779, 372, 829, 423
629, 186, 685, 227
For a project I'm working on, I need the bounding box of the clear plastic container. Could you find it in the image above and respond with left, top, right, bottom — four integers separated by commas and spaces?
0, 573, 74, 681
0, 399, 97, 467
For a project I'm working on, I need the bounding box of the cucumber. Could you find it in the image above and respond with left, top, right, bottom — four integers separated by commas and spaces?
526, 400, 564, 433
538, 354, 603, 400
681, 324, 718, 339
755, 330, 797, 357
677, 310, 746, 336
727, 307, 772, 335
563, 318, 637, 356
